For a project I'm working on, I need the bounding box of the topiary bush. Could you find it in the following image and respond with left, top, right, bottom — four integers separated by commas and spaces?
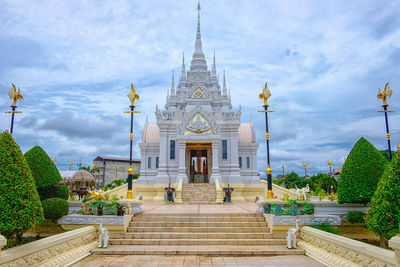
42, 198, 69, 221
37, 185, 70, 200
0, 132, 44, 243
24, 145, 62, 188
337, 137, 388, 204
347, 211, 365, 224
366, 150, 400, 247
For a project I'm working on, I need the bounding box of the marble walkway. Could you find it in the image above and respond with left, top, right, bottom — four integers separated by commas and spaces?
73, 255, 324, 266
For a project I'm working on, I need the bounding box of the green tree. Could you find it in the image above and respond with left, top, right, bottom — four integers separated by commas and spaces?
0, 132, 44, 243
308, 174, 338, 193
24, 146, 62, 188
365, 150, 400, 247
337, 137, 387, 204
379, 149, 395, 162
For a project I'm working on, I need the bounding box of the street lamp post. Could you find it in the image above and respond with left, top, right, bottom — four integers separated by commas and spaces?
124, 83, 140, 199
115, 165, 119, 178
68, 161, 74, 170
328, 161, 333, 176
5, 84, 23, 135
51, 157, 57, 163
259, 82, 274, 199
377, 82, 394, 161
302, 163, 308, 177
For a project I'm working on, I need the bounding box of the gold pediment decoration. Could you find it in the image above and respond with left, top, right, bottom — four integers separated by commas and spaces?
192, 87, 206, 98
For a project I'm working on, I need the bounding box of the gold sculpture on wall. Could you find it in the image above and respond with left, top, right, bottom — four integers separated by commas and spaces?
377, 82, 393, 106
8, 84, 23, 107
259, 82, 271, 106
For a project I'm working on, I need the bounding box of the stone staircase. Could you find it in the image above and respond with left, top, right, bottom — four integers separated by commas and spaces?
181, 183, 216, 203
91, 212, 305, 256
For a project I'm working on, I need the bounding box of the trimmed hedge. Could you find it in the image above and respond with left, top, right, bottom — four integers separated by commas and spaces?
0, 132, 44, 241
37, 185, 70, 201
347, 211, 365, 224
24, 146, 62, 188
366, 150, 400, 244
337, 137, 387, 204
42, 198, 69, 221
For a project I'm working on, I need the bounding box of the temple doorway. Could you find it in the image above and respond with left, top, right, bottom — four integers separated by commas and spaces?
186, 143, 212, 183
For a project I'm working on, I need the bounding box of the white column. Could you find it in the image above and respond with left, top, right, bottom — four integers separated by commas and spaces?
155, 128, 169, 184
176, 142, 188, 183
210, 141, 221, 184
227, 131, 242, 184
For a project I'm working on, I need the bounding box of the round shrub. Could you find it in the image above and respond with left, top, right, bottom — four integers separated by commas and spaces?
347, 211, 365, 224
24, 146, 62, 188
0, 132, 43, 241
337, 137, 388, 204
366, 150, 400, 246
37, 185, 70, 200
42, 198, 69, 221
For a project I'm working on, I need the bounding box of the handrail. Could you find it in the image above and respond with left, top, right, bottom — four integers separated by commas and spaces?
215, 178, 224, 203
174, 178, 183, 203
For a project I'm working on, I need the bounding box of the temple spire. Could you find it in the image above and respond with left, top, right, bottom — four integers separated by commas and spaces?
223, 70, 227, 96
190, 1, 207, 71
212, 52, 217, 78
171, 70, 175, 95
179, 52, 186, 83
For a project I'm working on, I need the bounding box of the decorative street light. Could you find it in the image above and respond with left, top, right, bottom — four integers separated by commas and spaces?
259, 82, 274, 199
51, 157, 57, 163
328, 161, 333, 176
397, 144, 399, 150
124, 83, 140, 199
282, 164, 285, 176
5, 84, 23, 135
302, 163, 308, 177
377, 82, 394, 161
68, 161, 74, 170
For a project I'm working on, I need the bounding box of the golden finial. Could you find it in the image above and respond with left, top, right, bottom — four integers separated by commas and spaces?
8, 84, 23, 107
197, 1, 201, 11
68, 161, 74, 170
328, 161, 333, 168
377, 82, 393, 106
127, 83, 140, 107
397, 144, 399, 150
259, 82, 271, 106
51, 157, 57, 163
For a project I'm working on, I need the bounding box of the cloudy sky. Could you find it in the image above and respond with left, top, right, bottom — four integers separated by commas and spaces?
1, 0, 399, 175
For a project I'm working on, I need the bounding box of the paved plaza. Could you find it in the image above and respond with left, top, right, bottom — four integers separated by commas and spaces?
73, 255, 324, 266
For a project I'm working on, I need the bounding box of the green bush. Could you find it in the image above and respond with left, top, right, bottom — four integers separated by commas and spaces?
37, 185, 70, 200
347, 211, 365, 224
24, 146, 62, 188
366, 150, 400, 247
42, 198, 69, 221
337, 137, 388, 204
0, 132, 44, 242
313, 222, 339, 234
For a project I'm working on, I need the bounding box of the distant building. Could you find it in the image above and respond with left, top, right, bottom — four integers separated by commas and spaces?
93, 156, 141, 188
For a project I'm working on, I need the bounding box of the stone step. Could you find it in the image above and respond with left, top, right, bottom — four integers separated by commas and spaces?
91, 245, 305, 256
133, 217, 265, 223
131, 221, 268, 227
126, 226, 270, 233
135, 213, 264, 217
109, 238, 286, 246
113, 232, 277, 240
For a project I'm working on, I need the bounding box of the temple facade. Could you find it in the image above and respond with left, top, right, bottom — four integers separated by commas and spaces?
138, 4, 259, 185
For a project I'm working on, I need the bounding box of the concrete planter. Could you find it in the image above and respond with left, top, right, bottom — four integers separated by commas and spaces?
59, 214, 134, 232
264, 214, 341, 233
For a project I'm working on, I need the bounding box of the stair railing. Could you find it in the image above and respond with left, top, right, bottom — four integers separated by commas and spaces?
174, 178, 183, 203
214, 178, 224, 203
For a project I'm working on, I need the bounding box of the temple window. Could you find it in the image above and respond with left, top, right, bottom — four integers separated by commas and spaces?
246, 157, 250, 168
156, 157, 159, 168
170, 140, 175, 159
222, 140, 227, 159
239, 157, 242, 168
148, 157, 152, 169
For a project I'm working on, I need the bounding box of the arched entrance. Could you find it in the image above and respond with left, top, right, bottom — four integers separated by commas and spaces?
185, 143, 212, 183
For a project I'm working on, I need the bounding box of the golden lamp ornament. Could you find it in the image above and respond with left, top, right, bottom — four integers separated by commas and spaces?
8, 84, 23, 107
259, 82, 271, 106
127, 83, 140, 107
377, 82, 393, 106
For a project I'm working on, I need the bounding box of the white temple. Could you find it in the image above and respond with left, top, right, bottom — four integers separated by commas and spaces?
138, 3, 259, 185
